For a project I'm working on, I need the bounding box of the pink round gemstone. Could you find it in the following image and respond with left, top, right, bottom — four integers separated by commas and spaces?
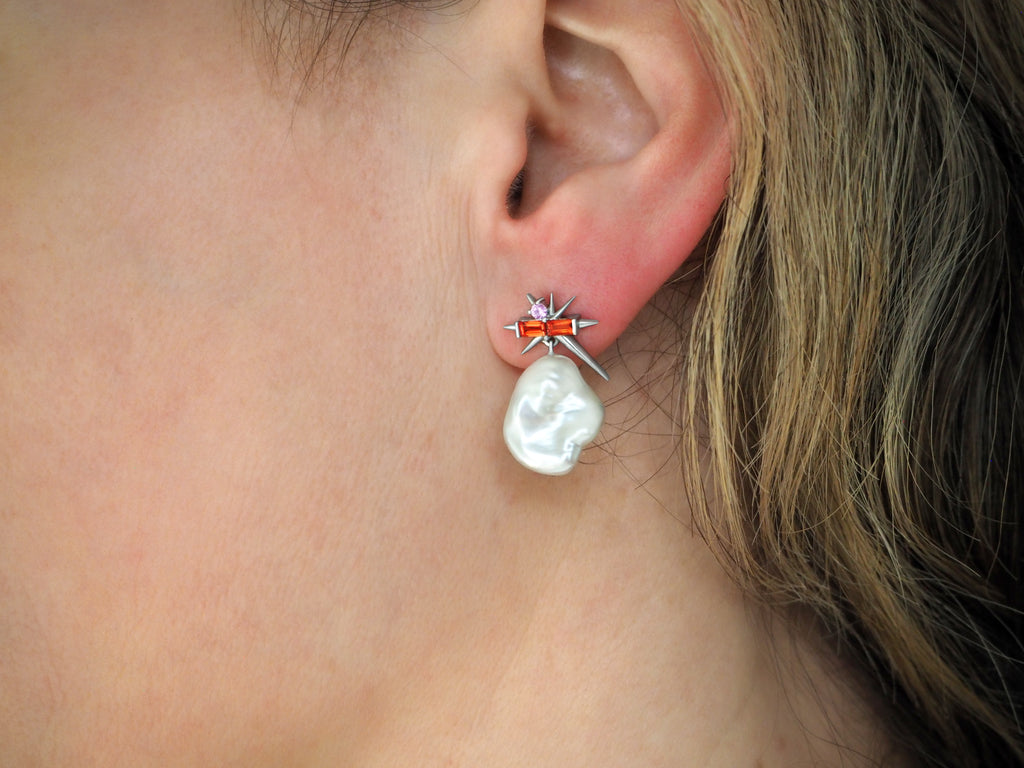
530, 302, 549, 321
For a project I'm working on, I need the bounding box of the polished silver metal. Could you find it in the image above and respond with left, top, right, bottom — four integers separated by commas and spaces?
553, 336, 608, 381
551, 294, 574, 318
521, 336, 544, 355
503, 293, 609, 381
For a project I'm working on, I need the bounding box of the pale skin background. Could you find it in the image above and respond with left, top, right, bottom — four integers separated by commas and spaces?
0, 0, 896, 765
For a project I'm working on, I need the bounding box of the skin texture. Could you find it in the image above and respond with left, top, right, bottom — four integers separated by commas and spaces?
0, 1, 894, 765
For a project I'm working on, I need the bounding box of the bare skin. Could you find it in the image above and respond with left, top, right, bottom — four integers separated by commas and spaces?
0, 1, 896, 765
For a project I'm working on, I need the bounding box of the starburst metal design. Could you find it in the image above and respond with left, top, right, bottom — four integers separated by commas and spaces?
504, 293, 609, 380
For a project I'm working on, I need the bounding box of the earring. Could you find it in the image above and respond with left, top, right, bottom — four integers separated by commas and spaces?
502, 293, 608, 476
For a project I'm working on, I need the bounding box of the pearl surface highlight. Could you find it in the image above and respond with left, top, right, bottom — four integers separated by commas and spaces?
503, 355, 604, 476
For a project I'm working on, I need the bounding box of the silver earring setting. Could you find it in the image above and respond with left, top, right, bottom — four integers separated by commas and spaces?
503, 294, 608, 476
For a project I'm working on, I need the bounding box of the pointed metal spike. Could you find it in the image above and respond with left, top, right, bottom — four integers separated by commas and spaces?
526, 294, 539, 305
521, 337, 543, 355
503, 323, 517, 331
555, 336, 610, 381
551, 295, 576, 320
576, 319, 598, 329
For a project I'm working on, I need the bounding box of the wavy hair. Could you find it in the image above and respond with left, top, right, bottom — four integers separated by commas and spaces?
681, 0, 1024, 764
249, 0, 1023, 763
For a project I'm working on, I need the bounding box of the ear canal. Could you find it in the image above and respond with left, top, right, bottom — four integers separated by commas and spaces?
511, 25, 659, 218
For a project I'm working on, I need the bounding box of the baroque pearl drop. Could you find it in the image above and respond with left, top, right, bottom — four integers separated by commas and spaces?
503, 355, 604, 476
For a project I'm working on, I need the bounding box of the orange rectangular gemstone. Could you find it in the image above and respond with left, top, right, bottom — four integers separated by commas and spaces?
518, 320, 548, 338
545, 318, 575, 336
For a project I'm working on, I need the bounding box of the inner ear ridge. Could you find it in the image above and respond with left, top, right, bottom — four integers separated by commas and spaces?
512, 25, 658, 219
543, 24, 658, 162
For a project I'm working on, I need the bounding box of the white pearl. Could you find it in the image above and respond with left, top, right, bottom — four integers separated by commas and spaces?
503, 355, 604, 476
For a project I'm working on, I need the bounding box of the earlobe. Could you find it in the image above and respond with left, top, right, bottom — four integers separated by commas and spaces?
479, 0, 732, 372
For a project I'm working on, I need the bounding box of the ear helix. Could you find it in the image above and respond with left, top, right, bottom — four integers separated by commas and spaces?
502, 293, 606, 475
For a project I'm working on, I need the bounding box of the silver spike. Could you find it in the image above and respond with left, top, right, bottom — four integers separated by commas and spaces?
555, 336, 609, 381
551, 295, 576, 320
520, 337, 544, 355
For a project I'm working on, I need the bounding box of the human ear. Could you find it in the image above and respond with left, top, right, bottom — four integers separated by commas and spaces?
475, 0, 732, 370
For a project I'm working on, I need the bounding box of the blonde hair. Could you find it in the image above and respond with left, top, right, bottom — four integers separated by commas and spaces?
681, 0, 1024, 764
249, 0, 1022, 761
